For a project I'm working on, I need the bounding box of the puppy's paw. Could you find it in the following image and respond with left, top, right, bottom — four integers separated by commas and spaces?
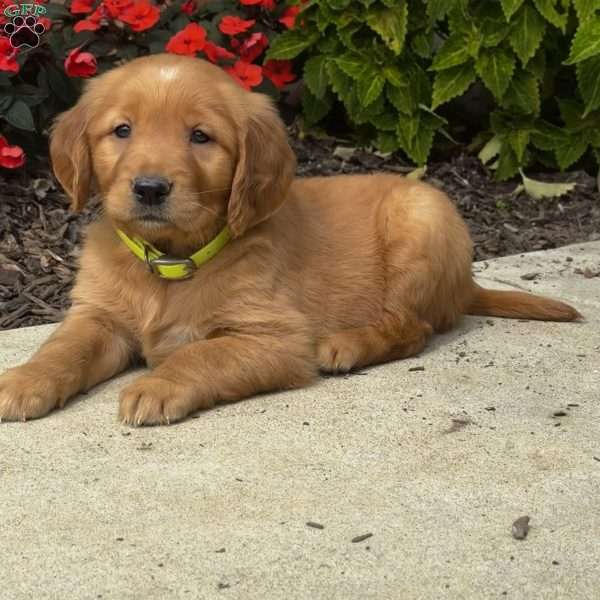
0, 366, 64, 421
318, 333, 360, 374
119, 375, 210, 426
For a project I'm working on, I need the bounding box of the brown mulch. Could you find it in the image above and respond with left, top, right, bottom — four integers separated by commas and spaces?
1, 138, 599, 330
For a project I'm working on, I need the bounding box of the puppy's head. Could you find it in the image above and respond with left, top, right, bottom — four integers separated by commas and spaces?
50, 54, 296, 252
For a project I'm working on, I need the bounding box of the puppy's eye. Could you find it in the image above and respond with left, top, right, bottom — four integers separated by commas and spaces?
191, 129, 210, 144
114, 124, 131, 139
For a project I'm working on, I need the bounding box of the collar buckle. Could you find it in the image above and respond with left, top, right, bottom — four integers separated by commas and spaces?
146, 252, 196, 280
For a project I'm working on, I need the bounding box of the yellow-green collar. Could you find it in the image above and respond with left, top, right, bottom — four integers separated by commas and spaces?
116, 225, 231, 280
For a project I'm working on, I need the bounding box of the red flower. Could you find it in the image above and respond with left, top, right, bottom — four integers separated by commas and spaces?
0, 135, 25, 169
70, 0, 93, 14
240, 0, 275, 8
202, 41, 235, 64
238, 32, 268, 63
0, 1, 16, 25
37, 16, 52, 30
225, 60, 262, 91
118, 0, 159, 32
0, 37, 19, 73
279, 6, 300, 29
166, 23, 206, 56
219, 16, 255, 36
103, 0, 133, 18
73, 6, 104, 31
65, 47, 97, 78
262, 59, 295, 89
181, 0, 195, 15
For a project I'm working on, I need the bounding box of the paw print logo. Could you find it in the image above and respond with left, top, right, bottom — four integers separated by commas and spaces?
3, 15, 45, 50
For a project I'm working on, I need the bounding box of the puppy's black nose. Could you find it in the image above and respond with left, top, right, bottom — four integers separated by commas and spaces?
132, 176, 171, 206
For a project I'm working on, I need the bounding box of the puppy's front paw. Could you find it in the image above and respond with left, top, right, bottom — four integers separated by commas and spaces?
119, 375, 210, 426
318, 333, 361, 374
0, 365, 65, 421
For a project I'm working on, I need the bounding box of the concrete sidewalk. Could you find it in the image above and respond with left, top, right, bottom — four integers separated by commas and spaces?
0, 242, 598, 600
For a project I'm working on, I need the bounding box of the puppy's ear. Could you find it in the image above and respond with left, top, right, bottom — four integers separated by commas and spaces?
49, 100, 92, 212
228, 94, 296, 237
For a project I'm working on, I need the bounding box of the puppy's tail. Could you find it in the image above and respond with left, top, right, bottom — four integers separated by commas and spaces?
466, 284, 582, 322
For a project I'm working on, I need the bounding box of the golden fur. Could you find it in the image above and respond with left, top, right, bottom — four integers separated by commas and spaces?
0, 54, 581, 425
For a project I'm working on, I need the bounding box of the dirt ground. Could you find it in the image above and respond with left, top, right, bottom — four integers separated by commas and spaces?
1, 136, 599, 330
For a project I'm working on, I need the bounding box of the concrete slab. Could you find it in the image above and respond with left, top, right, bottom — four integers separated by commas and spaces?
0, 242, 599, 600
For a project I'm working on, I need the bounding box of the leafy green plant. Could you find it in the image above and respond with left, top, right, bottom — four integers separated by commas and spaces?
268, 0, 600, 178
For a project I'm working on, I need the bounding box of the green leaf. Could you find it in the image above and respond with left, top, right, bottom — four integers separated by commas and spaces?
408, 125, 435, 165
556, 100, 600, 138
266, 31, 314, 60
525, 47, 546, 78
496, 143, 520, 180
316, 4, 335, 32
0, 96, 13, 112
383, 65, 407, 88
578, 55, 600, 116
431, 34, 472, 71
479, 7, 512, 47
10, 84, 48, 108
376, 130, 401, 153
366, 2, 408, 56
46, 64, 79, 105
432, 62, 476, 109
507, 129, 531, 162
302, 88, 332, 127
519, 170, 577, 198
427, 0, 461, 22
476, 48, 516, 100
344, 86, 385, 124
327, 0, 351, 9
532, 0, 568, 31
327, 61, 353, 101
412, 31, 433, 58
4, 100, 35, 132
500, 0, 526, 20
169, 14, 190, 33
572, 0, 597, 22
386, 82, 416, 114
407, 62, 432, 105
44, 3, 72, 18
317, 35, 339, 54
531, 121, 566, 150
335, 53, 366, 79
304, 56, 329, 100
338, 23, 362, 50
502, 70, 540, 115
555, 135, 589, 169
397, 112, 420, 146
509, 4, 546, 65
396, 112, 439, 165
479, 135, 502, 164
357, 68, 385, 107
406, 166, 427, 180
565, 16, 600, 64
558, 98, 587, 128
370, 109, 399, 131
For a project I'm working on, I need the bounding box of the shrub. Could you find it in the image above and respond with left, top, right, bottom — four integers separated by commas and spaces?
0, 0, 298, 168
268, 0, 600, 179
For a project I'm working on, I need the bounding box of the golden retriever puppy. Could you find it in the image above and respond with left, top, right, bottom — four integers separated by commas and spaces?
0, 54, 581, 425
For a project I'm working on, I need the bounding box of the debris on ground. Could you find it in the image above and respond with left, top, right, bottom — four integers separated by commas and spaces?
512, 516, 531, 540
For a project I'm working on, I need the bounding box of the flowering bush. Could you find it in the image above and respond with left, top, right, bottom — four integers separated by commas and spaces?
0, 0, 298, 168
